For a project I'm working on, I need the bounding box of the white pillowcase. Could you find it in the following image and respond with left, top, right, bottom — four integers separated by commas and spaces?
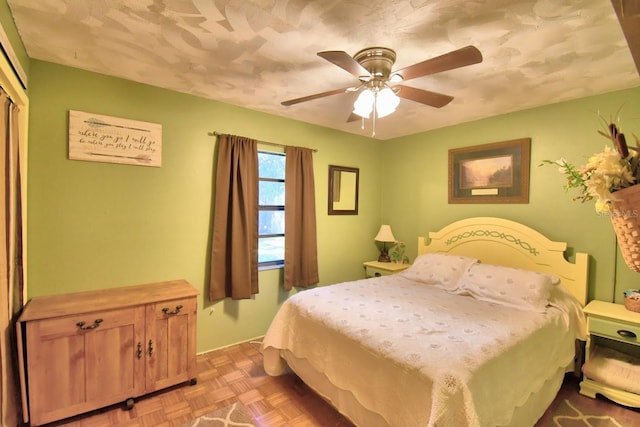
457, 263, 559, 312
398, 253, 478, 290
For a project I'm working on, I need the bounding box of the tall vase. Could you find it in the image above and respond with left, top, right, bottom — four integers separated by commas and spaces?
609, 184, 640, 272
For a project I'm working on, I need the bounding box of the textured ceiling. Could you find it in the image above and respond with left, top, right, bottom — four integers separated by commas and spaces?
7, 0, 640, 140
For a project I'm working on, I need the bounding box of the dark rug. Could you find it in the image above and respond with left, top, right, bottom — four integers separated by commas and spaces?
179, 402, 256, 427
536, 375, 640, 426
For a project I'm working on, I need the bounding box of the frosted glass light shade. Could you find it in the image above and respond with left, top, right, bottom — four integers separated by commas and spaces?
376, 87, 399, 118
353, 89, 374, 118
353, 87, 399, 120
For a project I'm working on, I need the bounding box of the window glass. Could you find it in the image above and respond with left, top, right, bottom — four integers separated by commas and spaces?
258, 151, 285, 266
259, 181, 285, 205
259, 210, 284, 235
258, 236, 284, 263
258, 152, 285, 179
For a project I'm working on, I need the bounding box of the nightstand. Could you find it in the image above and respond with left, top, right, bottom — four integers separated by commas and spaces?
363, 261, 410, 278
580, 300, 640, 407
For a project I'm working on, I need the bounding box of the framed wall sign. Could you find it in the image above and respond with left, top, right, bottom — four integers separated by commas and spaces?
448, 138, 530, 204
68, 110, 162, 167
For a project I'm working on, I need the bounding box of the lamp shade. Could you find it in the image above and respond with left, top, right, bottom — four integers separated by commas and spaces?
374, 224, 396, 243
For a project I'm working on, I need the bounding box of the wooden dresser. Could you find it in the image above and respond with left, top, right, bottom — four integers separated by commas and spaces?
16, 279, 199, 426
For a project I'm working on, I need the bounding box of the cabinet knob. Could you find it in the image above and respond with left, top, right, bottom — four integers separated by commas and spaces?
76, 319, 103, 330
137, 342, 143, 359
148, 339, 154, 356
617, 329, 637, 339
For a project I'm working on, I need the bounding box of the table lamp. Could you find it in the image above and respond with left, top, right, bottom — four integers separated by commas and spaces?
374, 224, 396, 262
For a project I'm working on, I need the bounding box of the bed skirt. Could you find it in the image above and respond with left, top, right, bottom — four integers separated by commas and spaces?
270, 349, 567, 427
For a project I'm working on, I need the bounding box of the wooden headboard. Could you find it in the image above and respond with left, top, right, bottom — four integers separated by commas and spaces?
418, 217, 589, 306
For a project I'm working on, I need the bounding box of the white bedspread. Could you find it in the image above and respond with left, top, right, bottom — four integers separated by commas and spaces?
262, 275, 585, 427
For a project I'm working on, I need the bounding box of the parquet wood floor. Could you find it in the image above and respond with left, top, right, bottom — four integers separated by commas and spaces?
30, 340, 638, 427
42, 340, 354, 427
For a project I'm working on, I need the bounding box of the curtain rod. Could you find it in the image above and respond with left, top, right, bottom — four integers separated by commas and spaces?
208, 131, 318, 152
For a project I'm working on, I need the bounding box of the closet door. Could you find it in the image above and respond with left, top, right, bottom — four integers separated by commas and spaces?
145, 297, 197, 392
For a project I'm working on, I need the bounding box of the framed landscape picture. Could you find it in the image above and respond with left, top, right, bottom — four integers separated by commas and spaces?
448, 138, 531, 204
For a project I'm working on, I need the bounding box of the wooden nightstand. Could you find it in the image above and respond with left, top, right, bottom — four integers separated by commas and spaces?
363, 261, 410, 278
580, 300, 640, 407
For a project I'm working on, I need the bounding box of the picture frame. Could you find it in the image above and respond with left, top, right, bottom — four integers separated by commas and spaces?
448, 138, 530, 204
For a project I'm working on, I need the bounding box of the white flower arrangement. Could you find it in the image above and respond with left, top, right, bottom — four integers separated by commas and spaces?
541, 113, 640, 213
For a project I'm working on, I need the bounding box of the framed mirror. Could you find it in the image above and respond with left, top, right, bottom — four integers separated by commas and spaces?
328, 165, 359, 215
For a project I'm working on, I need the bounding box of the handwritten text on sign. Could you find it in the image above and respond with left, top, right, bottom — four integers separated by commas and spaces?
69, 110, 162, 167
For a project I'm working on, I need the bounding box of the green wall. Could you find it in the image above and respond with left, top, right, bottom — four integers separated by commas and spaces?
8, 0, 639, 350
380, 86, 640, 303
23, 57, 640, 353
26, 60, 383, 353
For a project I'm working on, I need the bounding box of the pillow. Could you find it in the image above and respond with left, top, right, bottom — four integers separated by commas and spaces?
457, 263, 559, 312
398, 253, 478, 290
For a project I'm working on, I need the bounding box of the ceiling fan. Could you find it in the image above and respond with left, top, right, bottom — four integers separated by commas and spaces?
281, 45, 483, 133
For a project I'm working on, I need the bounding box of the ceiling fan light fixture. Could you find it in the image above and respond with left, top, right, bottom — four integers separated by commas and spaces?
376, 87, 400, 118
353, 89, 374, 118
353, 86, 399, 119
389, 73, 403, 83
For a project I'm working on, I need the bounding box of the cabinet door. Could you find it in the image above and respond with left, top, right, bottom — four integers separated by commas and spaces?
25, 306, 145, 426
145, 297, 197, 391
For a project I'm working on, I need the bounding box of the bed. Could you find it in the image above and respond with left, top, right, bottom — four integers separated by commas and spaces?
261, 217, 589, 426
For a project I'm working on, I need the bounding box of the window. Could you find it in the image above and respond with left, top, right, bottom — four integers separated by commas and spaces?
258, 151, 285, 267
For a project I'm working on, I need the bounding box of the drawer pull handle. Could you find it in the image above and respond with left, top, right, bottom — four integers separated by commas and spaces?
76, 319, 103, 330
148, 339, 154, 356
617, 329, 637, 339
162, 305, 183, 315
137, 342, 143, 359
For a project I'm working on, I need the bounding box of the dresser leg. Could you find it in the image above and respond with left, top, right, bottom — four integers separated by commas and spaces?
579, 380, 597, 399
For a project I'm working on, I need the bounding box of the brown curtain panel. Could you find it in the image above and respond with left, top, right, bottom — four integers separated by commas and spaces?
209, 134, 259, 300
284, 146, 319, 290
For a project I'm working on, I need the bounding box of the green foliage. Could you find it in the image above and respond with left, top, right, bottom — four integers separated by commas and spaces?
389, 241, 409, 264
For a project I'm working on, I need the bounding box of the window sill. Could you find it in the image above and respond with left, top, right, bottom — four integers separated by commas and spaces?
259, 262, 284, 271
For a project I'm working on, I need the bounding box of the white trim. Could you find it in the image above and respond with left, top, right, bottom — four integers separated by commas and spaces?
0, 21, 29, 424
0, 20, 26, 89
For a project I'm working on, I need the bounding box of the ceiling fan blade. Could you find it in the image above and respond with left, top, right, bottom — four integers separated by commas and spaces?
281, 87, 352, 106
347, 112, 361, 122
317, 51, 371, 78
394, 45, 482, 82
395, 85, 454, 108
